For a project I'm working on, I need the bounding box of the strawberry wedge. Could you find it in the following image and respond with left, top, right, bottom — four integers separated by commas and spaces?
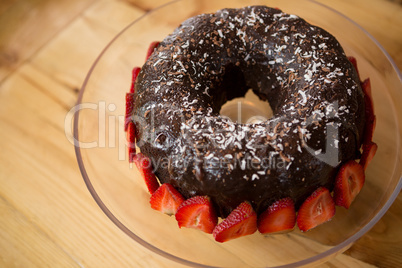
360, 141, 378, 171
213, 201, 257, 242
348, 56, 360, 79
146, 41, 160, 60
258, 197, 296, 234
333, 160, 365, 209
361, 78, 373, 105
125, 93, 135, 131
126, 121, 136, 161
297, 187, 335, 232
150, 183, 184, 216
125, 67, 141, 131
130, 67, 141, 94
175, 196, 218, 234
361, 78, 376, 144
132, 153, 159, 194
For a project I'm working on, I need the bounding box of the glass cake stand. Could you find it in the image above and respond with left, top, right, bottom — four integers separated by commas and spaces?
74, 0, 402, 267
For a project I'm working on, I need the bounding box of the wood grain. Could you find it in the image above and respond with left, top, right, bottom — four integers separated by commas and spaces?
315, 0, 402, 70
0, 0, 401, 267
345, 194, 402, 267
0, 0, 96, 83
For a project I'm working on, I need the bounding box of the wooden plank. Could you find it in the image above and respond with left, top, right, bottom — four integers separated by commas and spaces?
315, 0, 402, 69
29, 0, 144, 90
0, 0, 17, 16
0, 0, 97, 83
345, 193, 402, 267
124, 0, 171, 11
0, 197, 81, 268
85, 0, 146, 33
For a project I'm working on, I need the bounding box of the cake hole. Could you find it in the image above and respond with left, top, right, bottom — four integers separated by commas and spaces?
220, 89, 273, 124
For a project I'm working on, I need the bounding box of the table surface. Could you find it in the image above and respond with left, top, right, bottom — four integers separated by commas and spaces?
0, 0, 401, 267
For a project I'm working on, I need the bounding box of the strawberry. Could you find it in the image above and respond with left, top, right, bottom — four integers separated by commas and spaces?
132, 153, 159, 194
361, 78, 373, 103
130, 67, 141, 94
360, 141, 378, 171
363, 115, 376, 145
361, 78, 376, 144
297, 187, 335, 232
348, 56, 360, 79
125, 92, 135, 131
257, 197, 296, 234
175, 196, 218, 234
333, 160, 365, 209
213, 201, 257, 243
125, 67, 141, 131
126, 121, 136, 162
150, 183, 184, 215
146, 41, 160, 60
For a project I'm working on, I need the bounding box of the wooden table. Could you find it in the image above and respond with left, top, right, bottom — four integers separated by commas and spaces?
1, 0, 401, 267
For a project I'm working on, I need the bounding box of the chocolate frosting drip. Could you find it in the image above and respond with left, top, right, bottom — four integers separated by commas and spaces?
133, 6, 365, 217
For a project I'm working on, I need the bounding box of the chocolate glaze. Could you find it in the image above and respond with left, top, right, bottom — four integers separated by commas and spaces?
133, 6, 365, 217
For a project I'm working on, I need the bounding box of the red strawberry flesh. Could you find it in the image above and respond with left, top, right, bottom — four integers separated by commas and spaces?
333, 160, 365, 209
258, 197, 296, 234
126, 121, 136, 162
361, 78, 376, 144
132, 153, 159, 194
175, 196, 218, 234
150, 183, 184, 215
297, 187, 335, 232
130, 67, 141, 94
348, 56, 360, 79
361, 78, 373, 102
146, 41, 160, 60
360, 142, 378, 171
125, 92, 135, 131
213, 201, 257, 242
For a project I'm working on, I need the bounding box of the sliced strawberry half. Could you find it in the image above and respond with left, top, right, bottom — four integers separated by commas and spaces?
150, 183, 184, 215
333, 160, 365, 209
361, 78, 373, 103
130, 67, 141, 94
297, 187, 335, 232
348, 56, 360, 79
125, 92, 135, 131
361, 78, 376, 144
360, 142, 378, 171
146, 41, 160, 60
132, 153, 159, 194
126, 121, 136, 161
126, 67, 141, 131
257, 197, 296, 234
213, 201, 257, 243
363, 114, 376, 145
175, 196, 218, 234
